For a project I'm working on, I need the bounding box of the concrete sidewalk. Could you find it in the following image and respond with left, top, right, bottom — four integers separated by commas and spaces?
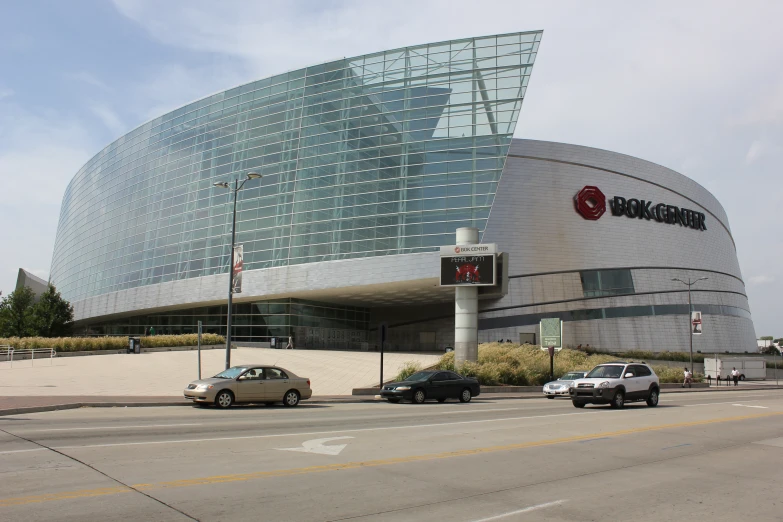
0, 347, 440, 397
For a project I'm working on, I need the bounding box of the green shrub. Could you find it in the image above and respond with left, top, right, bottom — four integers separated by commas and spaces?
426, 342, 711, 387
654, 365, 703, 383
395, 362, 423, 382
431, 343, 618, 386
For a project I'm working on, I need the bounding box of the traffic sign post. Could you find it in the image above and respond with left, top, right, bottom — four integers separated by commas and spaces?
540, 318, 563, 382
197, 321, 202, 380
540, 318, 563, 351
378, 322, 388, 389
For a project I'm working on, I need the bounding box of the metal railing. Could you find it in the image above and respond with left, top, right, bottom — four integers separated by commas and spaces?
0, 346, 57, 367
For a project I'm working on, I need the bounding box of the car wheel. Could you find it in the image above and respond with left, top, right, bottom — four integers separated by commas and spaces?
646, 387, 659, 407
215, 390, 233, 409
437, 398, 447, 403
387, 398, 401, 403
459, 388, 472, 403
610, 390, 625, 409
740, 374, 745, 381
546, 395, 555, 399
572, 401, 585, 408
283, 390, 300, 407
412, 389, 426, 404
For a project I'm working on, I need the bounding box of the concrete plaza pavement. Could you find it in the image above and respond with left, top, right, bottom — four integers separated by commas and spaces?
1, 389, 783, 521
0, 348, 440, 397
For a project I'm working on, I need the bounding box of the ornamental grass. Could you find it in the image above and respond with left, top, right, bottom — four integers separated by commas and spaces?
422, 342, 702, 386
0, 334, 225, 352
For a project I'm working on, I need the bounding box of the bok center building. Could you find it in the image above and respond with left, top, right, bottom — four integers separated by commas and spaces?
49, 31, 756, 353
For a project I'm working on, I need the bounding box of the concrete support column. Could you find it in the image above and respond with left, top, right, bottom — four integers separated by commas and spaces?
454, 227, 479, 366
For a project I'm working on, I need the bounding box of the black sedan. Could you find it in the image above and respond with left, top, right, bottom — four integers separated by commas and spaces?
380, 370, 481, 404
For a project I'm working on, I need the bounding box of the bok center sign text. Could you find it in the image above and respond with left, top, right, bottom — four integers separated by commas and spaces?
439, 244, 497, 286
574, 186, 707, 231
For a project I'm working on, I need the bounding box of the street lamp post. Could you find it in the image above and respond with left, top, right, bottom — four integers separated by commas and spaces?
213, 172, 262, 370
671, 277, 708, 374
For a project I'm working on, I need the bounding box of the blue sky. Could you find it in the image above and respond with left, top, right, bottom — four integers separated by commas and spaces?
1, 0, 781, 335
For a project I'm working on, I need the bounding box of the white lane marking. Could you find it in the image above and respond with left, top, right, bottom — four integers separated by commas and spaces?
682, 400, 767, 407
0, 448, 46, 455
471, 500, 568, 522
277, 436, 353, 456
732, 404, 769, 409
47, 411, 594, 451
25, 423, 203, 433
665, 393, 776, 403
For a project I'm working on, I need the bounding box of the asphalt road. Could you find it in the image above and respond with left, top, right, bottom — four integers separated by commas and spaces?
1, 390, 783, 521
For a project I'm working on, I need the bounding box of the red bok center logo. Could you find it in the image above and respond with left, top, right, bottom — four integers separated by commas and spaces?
574, 186, 606, 220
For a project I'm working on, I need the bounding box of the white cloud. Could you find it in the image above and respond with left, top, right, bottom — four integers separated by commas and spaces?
131, 63, 250, 123
90, 103, 126, 135
66, 71, 111, 91
745, 141, 764, 164
0, 87, 13, 100
748, 275, 775, 286
0, 102, 95, 294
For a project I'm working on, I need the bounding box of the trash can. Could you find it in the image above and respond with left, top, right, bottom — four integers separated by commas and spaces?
128, 337, 141, 354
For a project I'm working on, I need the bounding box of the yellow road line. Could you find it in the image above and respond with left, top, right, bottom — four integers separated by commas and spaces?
2, 410, 781, 508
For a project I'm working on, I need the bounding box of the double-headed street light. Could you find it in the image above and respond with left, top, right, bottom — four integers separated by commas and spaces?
671, 276, 708, 374
213, 172, 262, 370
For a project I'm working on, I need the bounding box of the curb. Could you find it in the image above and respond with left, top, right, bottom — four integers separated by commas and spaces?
2, 386, 781, 416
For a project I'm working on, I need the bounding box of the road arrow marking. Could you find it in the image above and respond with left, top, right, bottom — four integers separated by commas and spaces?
276, 436, 354, 456
732, 404, 768, 409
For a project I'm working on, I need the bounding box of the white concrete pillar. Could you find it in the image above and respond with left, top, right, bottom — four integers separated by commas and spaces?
454, 227, 479, 366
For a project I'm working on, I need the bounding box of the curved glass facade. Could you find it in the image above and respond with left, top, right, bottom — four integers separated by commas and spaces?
51, 32, 541, 302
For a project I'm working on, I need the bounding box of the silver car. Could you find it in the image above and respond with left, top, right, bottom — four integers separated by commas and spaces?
184, 365, 312, 408
543, 371, 587, 398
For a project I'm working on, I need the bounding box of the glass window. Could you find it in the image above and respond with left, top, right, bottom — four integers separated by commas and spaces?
238, 368, 265, 380
50, 32, 540, 302
635, 365, 652, 377
580, 269, 635, 297
265, 368, 288, 379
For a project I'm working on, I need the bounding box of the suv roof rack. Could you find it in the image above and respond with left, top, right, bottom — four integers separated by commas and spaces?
606, 361, 628, 364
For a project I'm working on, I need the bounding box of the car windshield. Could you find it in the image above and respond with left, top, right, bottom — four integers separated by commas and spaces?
213, 367, 246, 379
405, 371, 435, 382
586, 365, 624, 379
560, 373, 583, 380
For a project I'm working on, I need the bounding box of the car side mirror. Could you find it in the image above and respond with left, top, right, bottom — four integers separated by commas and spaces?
624, 373, 633, 378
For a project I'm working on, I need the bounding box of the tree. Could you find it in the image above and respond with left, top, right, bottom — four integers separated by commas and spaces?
760, 336, 774, 340
31, 285, 74, 337
0, 286, 37, 337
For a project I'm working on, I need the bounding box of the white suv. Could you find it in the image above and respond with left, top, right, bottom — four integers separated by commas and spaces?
569, 362, 659, 409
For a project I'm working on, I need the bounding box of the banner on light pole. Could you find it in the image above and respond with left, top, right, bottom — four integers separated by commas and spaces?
232, 245, 244, 294
691, 311, 702, 335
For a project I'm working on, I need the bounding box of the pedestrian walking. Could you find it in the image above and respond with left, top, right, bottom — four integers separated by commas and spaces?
682, 367, 693, 388
731, 367, 739, 386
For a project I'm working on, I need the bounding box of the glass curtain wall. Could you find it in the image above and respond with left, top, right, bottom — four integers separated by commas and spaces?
51, 32, 541, 303
82, 298, 370, 348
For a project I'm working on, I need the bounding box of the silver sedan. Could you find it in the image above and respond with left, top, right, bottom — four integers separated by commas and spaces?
543, 371, 587, 398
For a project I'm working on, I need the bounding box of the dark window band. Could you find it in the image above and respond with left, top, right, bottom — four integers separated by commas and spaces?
481, 288, 748, 314
507, 266, 744, 285
479, 303, 752, 330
